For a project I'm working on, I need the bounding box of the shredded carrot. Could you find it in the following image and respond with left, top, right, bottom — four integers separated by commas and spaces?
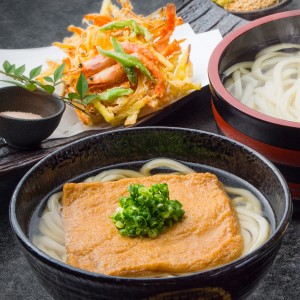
45, 0, 200, 127
162, 39, 184, 57
68, 25, 84, 35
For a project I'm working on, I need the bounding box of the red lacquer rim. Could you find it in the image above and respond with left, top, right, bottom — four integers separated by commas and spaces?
288, 183, 300, 200
208, 10, 300, 130
212, 102, 300, 167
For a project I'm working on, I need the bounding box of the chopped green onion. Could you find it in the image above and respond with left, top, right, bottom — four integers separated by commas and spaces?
111, 183, 185, 238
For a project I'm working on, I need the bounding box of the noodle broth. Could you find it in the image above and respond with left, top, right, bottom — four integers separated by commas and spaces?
29, 159, 275, 273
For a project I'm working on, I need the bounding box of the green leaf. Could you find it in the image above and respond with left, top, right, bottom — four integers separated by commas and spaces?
43, 76, 54, 83
29, 65, 42, 79
53, 63, 66, 82
14, 64, 26, 76
25, 82, 37, 92
40, 84, 55, 94
2, 61, 11, 73
67, 92, 81, 100
7, 64, 16, 74
76, 72, 88, 99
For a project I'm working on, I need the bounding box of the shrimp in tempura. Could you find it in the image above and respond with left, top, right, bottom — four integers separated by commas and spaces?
43, 0, 201, 126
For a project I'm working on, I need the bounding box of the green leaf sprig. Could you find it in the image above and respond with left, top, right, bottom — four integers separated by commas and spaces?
0, 61, 87, 114
0, 60, 60, 94
0, 61, 133, 114
111, 183, 185, 239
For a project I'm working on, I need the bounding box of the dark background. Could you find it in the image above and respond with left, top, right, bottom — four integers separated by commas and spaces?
0, 0, 298, 49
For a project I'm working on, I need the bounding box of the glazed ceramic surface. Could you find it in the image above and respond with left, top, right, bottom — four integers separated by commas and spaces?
10, 127, 292, 300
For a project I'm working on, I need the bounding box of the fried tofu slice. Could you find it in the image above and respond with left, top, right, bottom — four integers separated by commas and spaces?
62, 173, 244, 277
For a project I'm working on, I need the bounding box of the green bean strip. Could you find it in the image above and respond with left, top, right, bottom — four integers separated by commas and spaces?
97, 46, 154, 81
111, 37, 137, 85
99, 19, 152, 42
82, 87, 133, 105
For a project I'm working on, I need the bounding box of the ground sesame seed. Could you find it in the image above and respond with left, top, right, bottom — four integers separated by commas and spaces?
225, 0, 278, 12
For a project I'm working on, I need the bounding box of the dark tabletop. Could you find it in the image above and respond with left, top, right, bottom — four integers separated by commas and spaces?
0, 0, 299, 299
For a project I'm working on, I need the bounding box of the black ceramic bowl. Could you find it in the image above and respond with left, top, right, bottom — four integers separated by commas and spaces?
0, 86, 65, 148
223, 0, 292, 20
10, 127, 291, 300
208, 10, 300, 202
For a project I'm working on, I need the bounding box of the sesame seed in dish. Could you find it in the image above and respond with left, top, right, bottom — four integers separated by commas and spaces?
1, 111, 43, 119
225, 0, 278, 12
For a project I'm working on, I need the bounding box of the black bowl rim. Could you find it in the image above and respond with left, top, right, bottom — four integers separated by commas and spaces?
0, 86, 66, 121
225, 0, 292, 15
208, 10, 300, 129
9, 126, 292, 283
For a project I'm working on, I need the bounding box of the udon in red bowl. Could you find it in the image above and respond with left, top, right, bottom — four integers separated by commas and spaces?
208, 10, 300, 203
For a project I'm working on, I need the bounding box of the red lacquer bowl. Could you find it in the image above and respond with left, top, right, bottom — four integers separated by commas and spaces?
208, 10, 300, 202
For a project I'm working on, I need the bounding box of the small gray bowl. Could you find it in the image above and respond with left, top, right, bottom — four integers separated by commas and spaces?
0, 86, 65, 149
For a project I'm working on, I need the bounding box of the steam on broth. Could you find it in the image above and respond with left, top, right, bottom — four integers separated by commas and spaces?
32, 158, 270, 277
223, 43, 300, 122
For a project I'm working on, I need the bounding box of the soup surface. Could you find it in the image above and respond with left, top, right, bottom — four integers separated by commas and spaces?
30, 159, 274, 277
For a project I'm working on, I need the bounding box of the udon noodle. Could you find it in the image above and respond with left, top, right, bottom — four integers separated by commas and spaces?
224, 43, 300, 122
33, 158, 270, 269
